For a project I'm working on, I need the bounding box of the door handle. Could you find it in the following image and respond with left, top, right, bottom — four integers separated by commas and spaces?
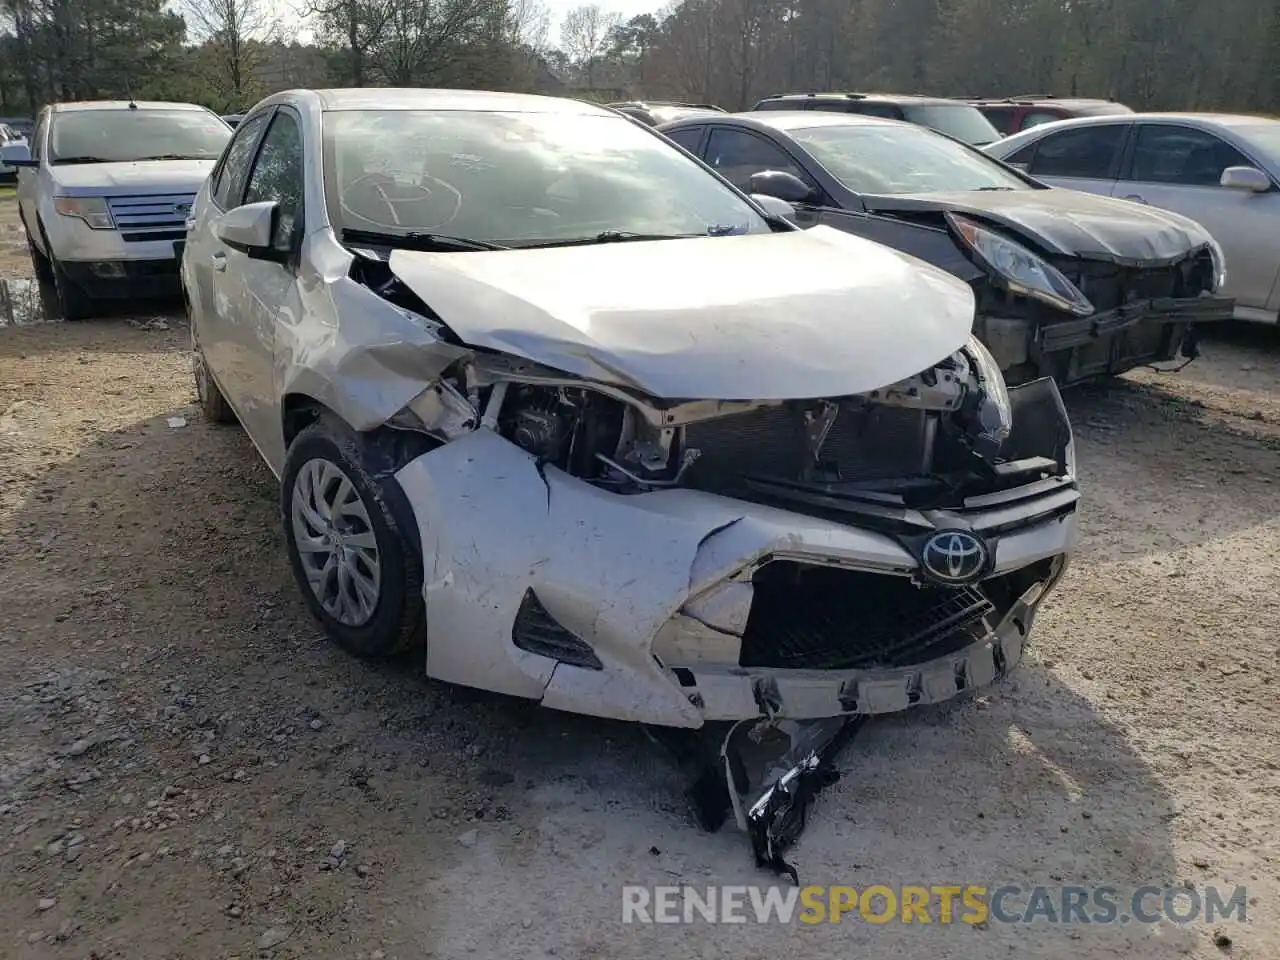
1122, 194, 1147, 204
211, 252, 227, 272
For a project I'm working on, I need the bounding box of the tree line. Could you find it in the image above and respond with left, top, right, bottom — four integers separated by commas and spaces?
2, 0, 1279, 119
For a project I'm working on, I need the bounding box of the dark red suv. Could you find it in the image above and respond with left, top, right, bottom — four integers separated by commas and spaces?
959, 95, 1133, 135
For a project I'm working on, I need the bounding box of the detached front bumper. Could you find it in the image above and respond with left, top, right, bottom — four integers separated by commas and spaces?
395, 423, 1078, 729
980, 292, 1235, 385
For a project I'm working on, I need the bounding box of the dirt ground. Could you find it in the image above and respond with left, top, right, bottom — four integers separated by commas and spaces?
1, 191, 1278, 960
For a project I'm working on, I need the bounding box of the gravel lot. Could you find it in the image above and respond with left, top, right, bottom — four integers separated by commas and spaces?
1, 192, 1278, 959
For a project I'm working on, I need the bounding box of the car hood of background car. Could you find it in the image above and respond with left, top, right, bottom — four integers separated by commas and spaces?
50, 159, 218, 198
386, 225, 975, 401
860, 189, 1216, 267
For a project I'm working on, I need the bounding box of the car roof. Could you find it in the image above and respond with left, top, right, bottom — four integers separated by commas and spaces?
662, 110, 908, 134
50, 100, 213, 113
963, 96, 1121, 108
756, 92, 962, 107
293, 88, 616, 116
992, 111, 1280, 147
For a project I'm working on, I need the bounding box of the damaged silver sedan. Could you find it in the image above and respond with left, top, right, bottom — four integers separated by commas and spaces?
182, 89, 1078, 738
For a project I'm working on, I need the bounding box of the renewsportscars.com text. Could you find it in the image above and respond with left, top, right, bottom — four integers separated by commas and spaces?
621, 884, 1249, 925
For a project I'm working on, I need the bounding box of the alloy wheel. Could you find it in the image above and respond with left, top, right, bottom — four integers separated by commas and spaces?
290, 458, 382, 627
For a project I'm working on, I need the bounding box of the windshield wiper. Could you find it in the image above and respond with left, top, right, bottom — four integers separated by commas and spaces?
134, 154, 217, 161
975, 186, 1016, 191
519, 228, 731, 249
341, 228, 508, 252
50, 156, 111, 164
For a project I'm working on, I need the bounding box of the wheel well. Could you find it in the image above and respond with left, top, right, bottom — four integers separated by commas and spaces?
282, 393, 327, 448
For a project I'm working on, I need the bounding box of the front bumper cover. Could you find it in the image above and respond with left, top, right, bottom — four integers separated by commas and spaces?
394, 425, 1077, 729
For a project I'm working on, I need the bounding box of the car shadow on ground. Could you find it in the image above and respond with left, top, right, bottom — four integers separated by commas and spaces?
0, 383, 1205, 954
0, 274, 183, 330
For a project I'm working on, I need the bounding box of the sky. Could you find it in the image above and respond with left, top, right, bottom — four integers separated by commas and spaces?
268, 0, 664, 49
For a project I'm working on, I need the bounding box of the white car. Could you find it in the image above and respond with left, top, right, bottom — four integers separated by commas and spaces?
986, 113, 1280, 324
0, 123, 27, 179
183, 88, 1078, 733
1, 100, 231, 319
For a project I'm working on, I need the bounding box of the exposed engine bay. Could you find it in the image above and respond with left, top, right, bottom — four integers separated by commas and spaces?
391, 335, 1062, 516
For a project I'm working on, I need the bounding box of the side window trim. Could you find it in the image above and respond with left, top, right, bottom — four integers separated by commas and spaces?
211, 108, 275, 212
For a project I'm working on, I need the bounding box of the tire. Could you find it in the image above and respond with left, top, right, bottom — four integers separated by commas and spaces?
35, 218, 93, 321
191, 327, 238, 425
24, 223, 54, 283
281, 415, 425, 659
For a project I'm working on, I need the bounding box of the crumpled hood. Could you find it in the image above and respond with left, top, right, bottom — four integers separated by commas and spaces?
862, 189, 1216, 266
51, 159, 215, 198
386, 226, 976, 401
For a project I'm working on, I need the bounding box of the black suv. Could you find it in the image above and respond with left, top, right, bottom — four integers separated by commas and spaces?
750, 92, 1001, 146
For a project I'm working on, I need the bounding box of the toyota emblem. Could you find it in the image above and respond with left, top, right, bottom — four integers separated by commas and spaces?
920, 530, 989, 586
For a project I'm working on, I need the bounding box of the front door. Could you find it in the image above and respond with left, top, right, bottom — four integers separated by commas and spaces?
1113, 122, 1280, 313
212, 107, 306, 470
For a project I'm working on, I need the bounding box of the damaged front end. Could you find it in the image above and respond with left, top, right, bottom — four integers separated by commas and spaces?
963, 228, 1234, 386
385, 329, 1077, 876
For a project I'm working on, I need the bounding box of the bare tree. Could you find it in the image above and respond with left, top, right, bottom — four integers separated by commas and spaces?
559, 3, 621, 87
182, 0, 278, 106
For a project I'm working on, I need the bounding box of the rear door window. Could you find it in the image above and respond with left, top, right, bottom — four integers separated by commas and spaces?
1026, 124, 1126, 179
664, 125, 705, 153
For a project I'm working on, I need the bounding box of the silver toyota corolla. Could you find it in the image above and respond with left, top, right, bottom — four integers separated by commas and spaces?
182, 88, 1078, 733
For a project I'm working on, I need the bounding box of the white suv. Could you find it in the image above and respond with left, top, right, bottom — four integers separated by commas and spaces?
1, 101, 231, 319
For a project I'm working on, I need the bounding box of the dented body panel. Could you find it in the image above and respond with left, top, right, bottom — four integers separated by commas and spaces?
386, 226, 975, 400
394, 427, 1076, 727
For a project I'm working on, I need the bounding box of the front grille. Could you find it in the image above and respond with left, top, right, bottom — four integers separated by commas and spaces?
107, 194, 194, 241
681, 403, 930, 493
739, 564, 994, 670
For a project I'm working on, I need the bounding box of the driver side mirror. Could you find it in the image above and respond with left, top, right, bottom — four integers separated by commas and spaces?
215, 201, 288, 263
0, 142, 34, 167
749, 169, 816, 204
1220, 165, 1271, 193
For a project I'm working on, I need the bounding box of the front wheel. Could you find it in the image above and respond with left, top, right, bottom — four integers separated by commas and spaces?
49, 256, 93, 321
281, 416, 425, 658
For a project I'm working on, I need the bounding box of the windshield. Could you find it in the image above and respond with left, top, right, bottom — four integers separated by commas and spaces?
49, 108, 230, 164
322, 109, 770, 247
790, 122, 1031, 195
903, 105, 1001, 146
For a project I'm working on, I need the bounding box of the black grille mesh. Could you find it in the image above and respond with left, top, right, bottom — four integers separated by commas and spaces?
739, 565, 994, 670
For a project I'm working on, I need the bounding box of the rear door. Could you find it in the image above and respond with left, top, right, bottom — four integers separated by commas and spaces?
1115, 122, 1280, 312
1013, 121, 1130, 197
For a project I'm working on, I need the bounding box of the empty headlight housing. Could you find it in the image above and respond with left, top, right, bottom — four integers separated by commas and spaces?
54, 196, 114, 230
948, 212, 1094, 317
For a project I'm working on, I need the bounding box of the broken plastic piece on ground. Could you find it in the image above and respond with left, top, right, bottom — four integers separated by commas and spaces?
720, 715, 866, 884
166, 416, 186, 429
